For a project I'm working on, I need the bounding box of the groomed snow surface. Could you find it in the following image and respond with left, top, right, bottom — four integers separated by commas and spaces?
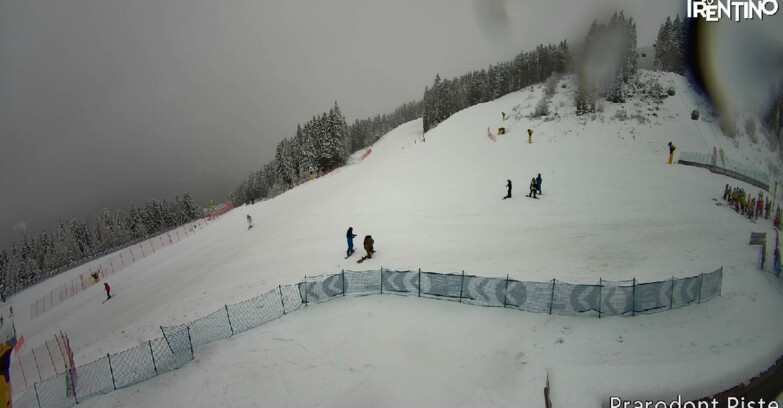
9, 71, 783, 407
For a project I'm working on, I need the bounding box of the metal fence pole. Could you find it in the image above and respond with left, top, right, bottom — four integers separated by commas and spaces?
225, 305, 234, 335
31, 347, 43, 382
670, 277, 675, 310
187, 327, 194, 358
549, 279, 556, 315
418, 269, 421, 297
279, 285, 286, 315
160, 326, 175, 353
107, 353, 117, 390
380, 267, 383, 294
459, 271, 465, 303
19, 358, 28, 389
503, 275, 509, 308
342, 270, 346, 296
45, 340, 57, 375
303, 276, 308, 307
34, 382, 42, 408
698, 272, 704, 304
631, 278, 636, 317
148, 340, 158, 376
598, 278, 602, 319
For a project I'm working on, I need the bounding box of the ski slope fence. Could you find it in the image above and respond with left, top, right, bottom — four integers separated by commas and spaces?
28, 219, 209, 321
678, 151, 771, 191
12, 267, 723, 408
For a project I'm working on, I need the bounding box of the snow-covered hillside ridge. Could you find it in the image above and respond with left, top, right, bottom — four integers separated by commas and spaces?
505, 70, 779, 188
11, 69, 783, 408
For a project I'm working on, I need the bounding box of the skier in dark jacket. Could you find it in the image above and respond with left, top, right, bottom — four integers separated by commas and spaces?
363, 235, 375, 259
346, 227, 357, 256
104, 282, 111, 300
667, 142, 677, 164
536, 174, 542, 195
527, 178, 538, 199
503, 180, 512, 199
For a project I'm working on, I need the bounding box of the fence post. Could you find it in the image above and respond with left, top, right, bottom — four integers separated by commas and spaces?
139, 243, 145, 257
45, 340, 57, 375
631, 278, 636, 316
380, 267, 383, 294
160, 326, 175, 353
148, 340, 158, 376
459, 271, 465, 303
549, 279, 556, 315
19, 357, 28, 389
418, 269, 421, 297
342, 270, 346, 296
670, 277, 675, 309
279, 285, 286, 315
225, 305, 234, 335
31, 347, 43, 382
303, 276, 308, 307
503, 275, 509, 308
698, 272, 704, 304
187, 327, 194, 358
34, 382, 42, 408
598, 278, 602, 319
107, 353, 117, 390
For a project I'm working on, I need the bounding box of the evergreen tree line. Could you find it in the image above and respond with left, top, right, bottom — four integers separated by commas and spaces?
228, 100, 423, 205
0, 194, 202, 296
652, 15, 782, 147
653, 15, 689, 74
422, 41, 570, 132
764, 84, 783, 148
576, 11, 639, 114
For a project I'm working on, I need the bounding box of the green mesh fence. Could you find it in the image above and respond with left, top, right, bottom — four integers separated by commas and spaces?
18, 267, 723, 408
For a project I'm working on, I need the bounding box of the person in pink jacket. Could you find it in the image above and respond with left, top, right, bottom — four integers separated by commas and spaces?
104, 282, 111, 300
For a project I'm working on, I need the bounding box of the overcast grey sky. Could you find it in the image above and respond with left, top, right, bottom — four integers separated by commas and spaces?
0, 0, 688, 247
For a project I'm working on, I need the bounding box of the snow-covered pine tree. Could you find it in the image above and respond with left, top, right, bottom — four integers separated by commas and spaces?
71, 218, 95, 258
95, 209, 117, 252
127, 203, 148, 240
182, 193, 201, 220
624, 16, 638, 81
143, 200, 164, 235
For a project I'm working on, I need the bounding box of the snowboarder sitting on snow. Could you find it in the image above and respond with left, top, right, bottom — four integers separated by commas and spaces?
346, 227, 357, 256
104, 282, 111, 300
363, 235, 375, 259
527, 178, 538, 199
503, 180, 512, 199
246, 215, 253, 229
536, 173, 542, 195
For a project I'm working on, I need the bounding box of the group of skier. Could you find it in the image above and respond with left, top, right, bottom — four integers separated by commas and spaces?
503, 174, 543, 200
722, 184, 780, 227
346, 227, 375, 263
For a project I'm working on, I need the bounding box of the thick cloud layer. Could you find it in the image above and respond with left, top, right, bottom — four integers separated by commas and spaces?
0, 0, 693, 247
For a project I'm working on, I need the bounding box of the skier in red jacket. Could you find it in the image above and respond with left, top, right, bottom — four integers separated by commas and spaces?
104, 282, 111, 300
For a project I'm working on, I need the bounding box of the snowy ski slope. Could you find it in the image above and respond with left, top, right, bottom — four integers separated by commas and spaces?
9, 71, 783, 407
